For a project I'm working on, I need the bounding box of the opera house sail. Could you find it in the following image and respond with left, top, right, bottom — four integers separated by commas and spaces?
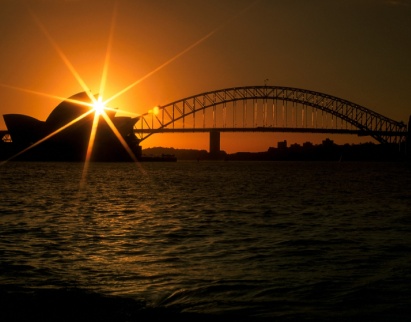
0, 92, 142, 161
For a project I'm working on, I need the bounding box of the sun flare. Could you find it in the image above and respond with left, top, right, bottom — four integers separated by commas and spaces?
93, 96, 106, 115
2, 0, 233, 177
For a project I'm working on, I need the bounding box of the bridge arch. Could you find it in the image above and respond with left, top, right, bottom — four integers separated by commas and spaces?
134, 86, 407, 144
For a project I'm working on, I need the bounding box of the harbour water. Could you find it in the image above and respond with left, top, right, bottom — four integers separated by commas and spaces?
0, 161, 410, 321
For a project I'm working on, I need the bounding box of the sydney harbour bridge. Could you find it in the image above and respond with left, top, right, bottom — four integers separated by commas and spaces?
134, 86, 409, 155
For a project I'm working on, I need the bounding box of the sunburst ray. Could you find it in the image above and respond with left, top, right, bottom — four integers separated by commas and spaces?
80, 111, 101, 189
103, 0, 260, 106
2, 1, 259, 178
0, 109, 95, 165
28, 7, 96, 104
98, 1, 118, 102
100, 112, 139, 163
0, 83, 95, 109
103, 28, 219, 106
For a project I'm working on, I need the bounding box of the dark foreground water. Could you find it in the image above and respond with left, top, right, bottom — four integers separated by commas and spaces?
0, 161, 410, 321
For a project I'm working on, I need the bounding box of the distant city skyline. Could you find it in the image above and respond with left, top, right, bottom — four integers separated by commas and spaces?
1, 0, 410, 153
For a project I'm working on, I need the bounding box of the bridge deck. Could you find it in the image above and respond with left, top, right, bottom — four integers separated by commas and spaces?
134, 127, 406, 137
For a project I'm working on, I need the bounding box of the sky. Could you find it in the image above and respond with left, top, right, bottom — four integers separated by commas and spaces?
0, 0, 410, 153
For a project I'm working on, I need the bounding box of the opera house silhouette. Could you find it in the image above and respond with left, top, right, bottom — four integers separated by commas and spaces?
1, 92, 142, 161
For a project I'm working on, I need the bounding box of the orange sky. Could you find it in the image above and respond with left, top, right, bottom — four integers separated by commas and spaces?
0, 0, 410, 153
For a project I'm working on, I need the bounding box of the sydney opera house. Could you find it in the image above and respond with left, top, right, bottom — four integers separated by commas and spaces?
0, 92, 142, 161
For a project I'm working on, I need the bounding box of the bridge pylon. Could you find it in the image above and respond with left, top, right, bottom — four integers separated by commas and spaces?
407, 115, 411, 159
209, 130, 221, 159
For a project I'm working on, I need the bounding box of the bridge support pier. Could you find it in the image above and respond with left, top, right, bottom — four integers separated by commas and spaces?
407, 115, 411, 160
209, 130, 221, 159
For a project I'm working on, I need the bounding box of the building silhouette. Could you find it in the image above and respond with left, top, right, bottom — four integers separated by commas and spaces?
1, 92, 141, 161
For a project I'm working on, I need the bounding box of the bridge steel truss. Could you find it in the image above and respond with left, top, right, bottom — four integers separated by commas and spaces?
134, 86, 408, 144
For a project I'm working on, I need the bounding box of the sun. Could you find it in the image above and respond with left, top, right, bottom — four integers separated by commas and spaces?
93, 96, 106, 115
